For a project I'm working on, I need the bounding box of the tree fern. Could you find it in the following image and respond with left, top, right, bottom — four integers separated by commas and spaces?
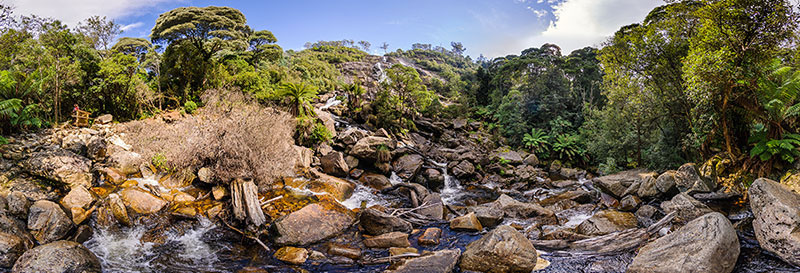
278, 82, 318, 117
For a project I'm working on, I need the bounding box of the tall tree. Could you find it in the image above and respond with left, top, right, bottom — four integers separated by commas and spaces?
247, 29, 282, 64
380, 42, 389, 54
76, 16, 121, 56
358, 40, 370, 52
450, 41, 465, 56
151, 6, 248, 61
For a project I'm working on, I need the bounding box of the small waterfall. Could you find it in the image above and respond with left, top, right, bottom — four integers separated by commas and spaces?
340, 184, 390, 210
84, 226, 156, 272
374, 62, 388, 83
432, 161, 462, 205
320, 97, 342, 110
389, 172, 403, 185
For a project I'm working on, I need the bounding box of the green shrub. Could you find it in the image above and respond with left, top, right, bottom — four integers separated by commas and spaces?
184, 100, 198, 114
310, 123, 333, 144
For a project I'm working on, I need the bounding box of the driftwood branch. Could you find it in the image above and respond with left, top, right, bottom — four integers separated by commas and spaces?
220, 216, 270, 252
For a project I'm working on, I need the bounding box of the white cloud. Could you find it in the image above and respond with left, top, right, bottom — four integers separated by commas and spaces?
6, 0, 181, 28
529, 0, 662, 52
526, 7, 548, 18
120, 22, 143, 32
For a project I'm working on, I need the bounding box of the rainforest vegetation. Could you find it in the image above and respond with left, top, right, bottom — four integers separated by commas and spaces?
0, 0, 797, 182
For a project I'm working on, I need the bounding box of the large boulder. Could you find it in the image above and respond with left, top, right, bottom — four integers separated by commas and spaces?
492, 194, 553, 218
363, 231, 410, 248
749, 178, 800, 266
576, 210, 637, 236
593, 170, 645, 198
393, 154, 424, 182
359, 208, 412, 235
106, 149, 142, 175
59, 186, 95, 224
320, 151, 350, 177
675, 163, 715, 193
338, 127, 368, 146
22, 149, 91, 189
460, 225, 538, 273
11, 240, 101, 273
0, 232, 25, 268
423, 168, 445, 190
271, 201, 355, 246
655, 170, 679, 195
27, 200, 73, 244
313, 108, 337, 137
350, 136, 396, 161
451, 161, 474, 179
118, 188, 167, 214
495, 150, 523, 165
359, 174, 392, 191
660, 193, 713, 224
627, 212, 739, 273
388, 249, 461, 273
417, 193, 444, 220
306, 170, 356, 201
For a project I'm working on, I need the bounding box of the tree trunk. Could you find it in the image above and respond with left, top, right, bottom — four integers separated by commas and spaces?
230, 178, 266, 227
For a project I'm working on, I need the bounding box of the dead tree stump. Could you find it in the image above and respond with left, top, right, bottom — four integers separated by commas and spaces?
231, 178, 266, 227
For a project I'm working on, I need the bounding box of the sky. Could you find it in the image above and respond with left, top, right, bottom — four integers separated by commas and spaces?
5, 0, 664, 58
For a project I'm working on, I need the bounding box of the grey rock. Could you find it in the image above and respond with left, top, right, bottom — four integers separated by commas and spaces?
661, 193, 713, 224
388, 249, 461, 273
0, 232, 25, 268
460, 225, 538, 273
450, 160, 474, 179
11, 240, 101, 273
749, 178, 800, 267
359, 208, 412, 236
321, 151, 350, 177
628, 212, 739, 273
27, 200, 73, 244
392, 154, 424, 182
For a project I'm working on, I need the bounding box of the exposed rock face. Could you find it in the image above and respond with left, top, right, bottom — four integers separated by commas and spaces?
272, 201, 355, 246
0, 232, 25, 268
393, 154, 424, 181
451, 160, 474, 178
660, 193, 713, 224
469, 205, 504, 228
749, 178, 800, 266
449, 212, 482, 231
388, 249, 461, 273
293, 145, 313, 169
118, 188, 167, 214
359, 208, 412, 235
576, 210, 637, 236
106, 149, 142, 175
307, 169, 356, 201
359, 174, 392, 190
496, 150, 523, 165
60, 186, 94, 215
273, 246, 308, 265
675, 163, 715, 193
350, 136, 396, 161
637, 173, 659, 198
627, 212, 739, 273
11, 240, 101, 273
313, 108, 337, 137
27, 200, 73, 244
363, 232, 410, 248
23, 149, 92, 189
86, 136, 106, 160
320, 151, 350, 177
460, 225, 538, 273
417, 193, 444, 220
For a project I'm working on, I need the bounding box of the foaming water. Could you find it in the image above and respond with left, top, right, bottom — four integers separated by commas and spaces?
340, 184, 390, 210
84, 226, 156, 272
431, 161, 463, 205
86, 218, 221, 273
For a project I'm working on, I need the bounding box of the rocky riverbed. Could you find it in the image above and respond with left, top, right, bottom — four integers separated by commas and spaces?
1, 104, 800, 273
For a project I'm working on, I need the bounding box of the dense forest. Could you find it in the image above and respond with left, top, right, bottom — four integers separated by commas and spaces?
0, 0, 797, 186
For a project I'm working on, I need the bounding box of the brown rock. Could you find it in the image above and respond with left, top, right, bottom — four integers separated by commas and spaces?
460, 225, 538, 273
418, 228, 441, 246
118, 188, 167, 214
390, 247, 418, 256
450, 212, 483, 231
272, 201, 355, 246
273, 246, 308, 265
364, 232, 410, 248
327, 243, 361, 259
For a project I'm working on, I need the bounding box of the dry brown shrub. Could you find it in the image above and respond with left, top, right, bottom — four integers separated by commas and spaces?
120, 89, 297, 188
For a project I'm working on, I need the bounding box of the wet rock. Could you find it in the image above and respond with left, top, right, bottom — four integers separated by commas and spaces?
307, 169, 356, 201
7, 192, 29, 217
635, 204, 658, 227
338, 127, 368, 146
0, 232, 24, 268
23, 149, 92, 189
749, 178, 800, 267
453, 118, 467, 129
496, 150, 523, 165
349, 168, 364, 179
660, 193, 713, 224
460, 225, 538, 273
274, 246, 308, 265
469, 205, 504, 228
27, 200, 73, 244
523, 154, 539, 166
95, 114, 112, 124
106, 149, 142, 175
628, 212, 738, 273
619, 195, 641, 212
327, 243, 361, 259
345, 156, 359, 171
417, 193, 444, 220
99, 167, 125, 185
350, 136, 396, 161
107, 193, 130, 226
450, 212, 482, 231
359, 173, 392, 191
676, 163, 715, 193
560, 168, 585, 179
423, 168, 444, 190
60, 186, 94, 213
309, 250, 326, 260
576, 210, 637, 236
493, 194, 553, 218
418, 227, 441, 246
0, 213, 33, 251
11, 240, 100, 273
374, 128, 391, 138
393, 154, 424, 182
359, 208, 412, 235
364, 232, 410, 248
118, 188, 167, 214
388, 249, 460, 273
272, 201, 355, 246
70, 225, 93, 244
389, 247, 418, 256
655, 170, 679, 195
451, 160, 474, 179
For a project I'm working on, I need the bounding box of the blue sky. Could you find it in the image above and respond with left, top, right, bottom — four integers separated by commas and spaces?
7, 0, 663, 58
